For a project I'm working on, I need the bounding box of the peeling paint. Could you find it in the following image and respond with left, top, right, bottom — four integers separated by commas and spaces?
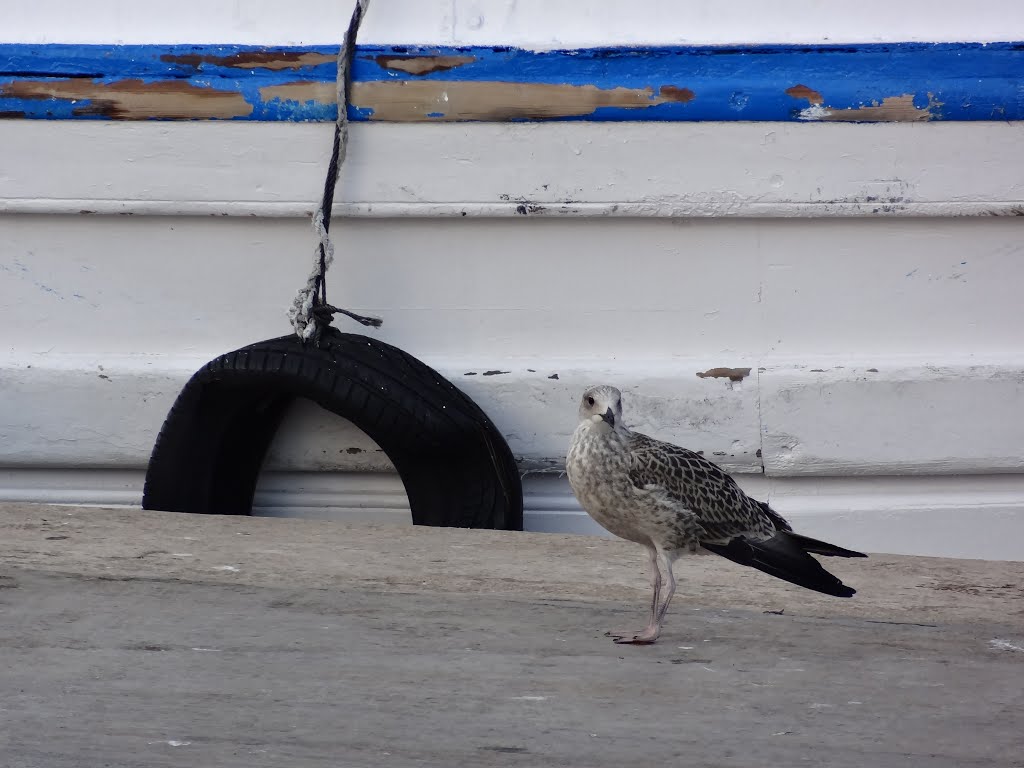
496, 193, 583, 216
0, 78, 251, 120
2, 42, 1021, 122
515, 202, 546, 215
349, 81, 696, 121
161, 51, 335, 70
799, 94, 941, 122
697, 367, 752, 382
374, 55, 476, 75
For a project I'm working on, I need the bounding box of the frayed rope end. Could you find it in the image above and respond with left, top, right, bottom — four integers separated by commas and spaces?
319, 304, 383, 329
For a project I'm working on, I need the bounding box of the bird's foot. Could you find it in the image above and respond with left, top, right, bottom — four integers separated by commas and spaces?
607, 625, 661, 645
604, 628, 646, 639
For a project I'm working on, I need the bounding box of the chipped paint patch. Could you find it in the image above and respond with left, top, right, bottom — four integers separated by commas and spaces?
0, 78, 251, 120
697, 367, 752, 382
258, 80, 335, 109
799, 94, 940, 122
375, 55, 476, 75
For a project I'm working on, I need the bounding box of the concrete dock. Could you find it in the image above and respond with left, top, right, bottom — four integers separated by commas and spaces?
1, 503, 1022, 767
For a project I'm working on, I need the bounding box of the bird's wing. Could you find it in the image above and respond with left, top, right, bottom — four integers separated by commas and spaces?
625, 431, 782, 543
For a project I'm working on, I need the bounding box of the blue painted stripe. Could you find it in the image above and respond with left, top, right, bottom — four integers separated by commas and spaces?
0, 42, 1022, 121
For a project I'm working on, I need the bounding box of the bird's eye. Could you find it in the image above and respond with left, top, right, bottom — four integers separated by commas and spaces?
586, 396, 595, 407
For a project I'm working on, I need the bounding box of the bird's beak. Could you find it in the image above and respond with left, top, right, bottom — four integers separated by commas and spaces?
601, 408, 615, 428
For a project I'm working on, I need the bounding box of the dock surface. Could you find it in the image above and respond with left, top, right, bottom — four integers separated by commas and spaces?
1, 503, 1022, 767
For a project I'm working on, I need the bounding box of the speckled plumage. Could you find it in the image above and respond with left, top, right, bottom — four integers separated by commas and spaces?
567, 384, 865, 644
567, 386, 774, 554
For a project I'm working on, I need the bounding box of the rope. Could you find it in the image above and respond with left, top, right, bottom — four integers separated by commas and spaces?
289, 0, 382, 343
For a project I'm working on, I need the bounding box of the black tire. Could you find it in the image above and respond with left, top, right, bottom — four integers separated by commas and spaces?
142, 328, 523, 530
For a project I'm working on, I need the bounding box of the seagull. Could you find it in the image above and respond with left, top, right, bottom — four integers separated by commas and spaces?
566, 384, 866, 645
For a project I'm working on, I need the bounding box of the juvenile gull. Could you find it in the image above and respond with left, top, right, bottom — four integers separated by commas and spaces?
566, 384, 866, 645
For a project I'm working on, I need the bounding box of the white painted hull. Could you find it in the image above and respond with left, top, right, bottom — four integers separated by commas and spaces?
2, 2, 1024, 558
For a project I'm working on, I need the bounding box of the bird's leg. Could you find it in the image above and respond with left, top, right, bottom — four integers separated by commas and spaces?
607, 545, 661, 643
615, 549, 678, 645
654, 549, 678, 624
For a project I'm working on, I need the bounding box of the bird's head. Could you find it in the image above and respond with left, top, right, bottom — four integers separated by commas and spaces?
578, 385, 623, 432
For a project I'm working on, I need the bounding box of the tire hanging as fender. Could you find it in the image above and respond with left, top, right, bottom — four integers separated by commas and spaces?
144, 1, 522, 529
142, 329, 523, 530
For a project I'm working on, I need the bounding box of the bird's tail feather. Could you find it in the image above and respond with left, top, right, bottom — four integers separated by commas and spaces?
701, 532, 859, 598
785, 531, 867, 559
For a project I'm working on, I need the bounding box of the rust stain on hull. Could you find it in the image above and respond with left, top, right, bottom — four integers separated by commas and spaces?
697, 367, 752, 382
785, 84, 823, 104
0, 79, 251, 119
374, 55, 476, 75
263, 80, 697, 121
803, 94, 941, 122
161, 51, 335, 70
658, 85, 696, 103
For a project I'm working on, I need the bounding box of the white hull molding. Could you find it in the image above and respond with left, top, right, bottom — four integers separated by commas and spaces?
2, 467, 1023, 561
4, 357, 1024, 476
1, 122, 1022, 218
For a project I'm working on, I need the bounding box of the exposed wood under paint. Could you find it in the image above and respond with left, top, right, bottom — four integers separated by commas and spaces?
797, 94, 940, 122
160, 50, 336, 70
355, 81, 696, 121
1, 78, 251, 120
0, 42, 1022, 122
375, 54, 476, 75
262, 79, 696, 121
